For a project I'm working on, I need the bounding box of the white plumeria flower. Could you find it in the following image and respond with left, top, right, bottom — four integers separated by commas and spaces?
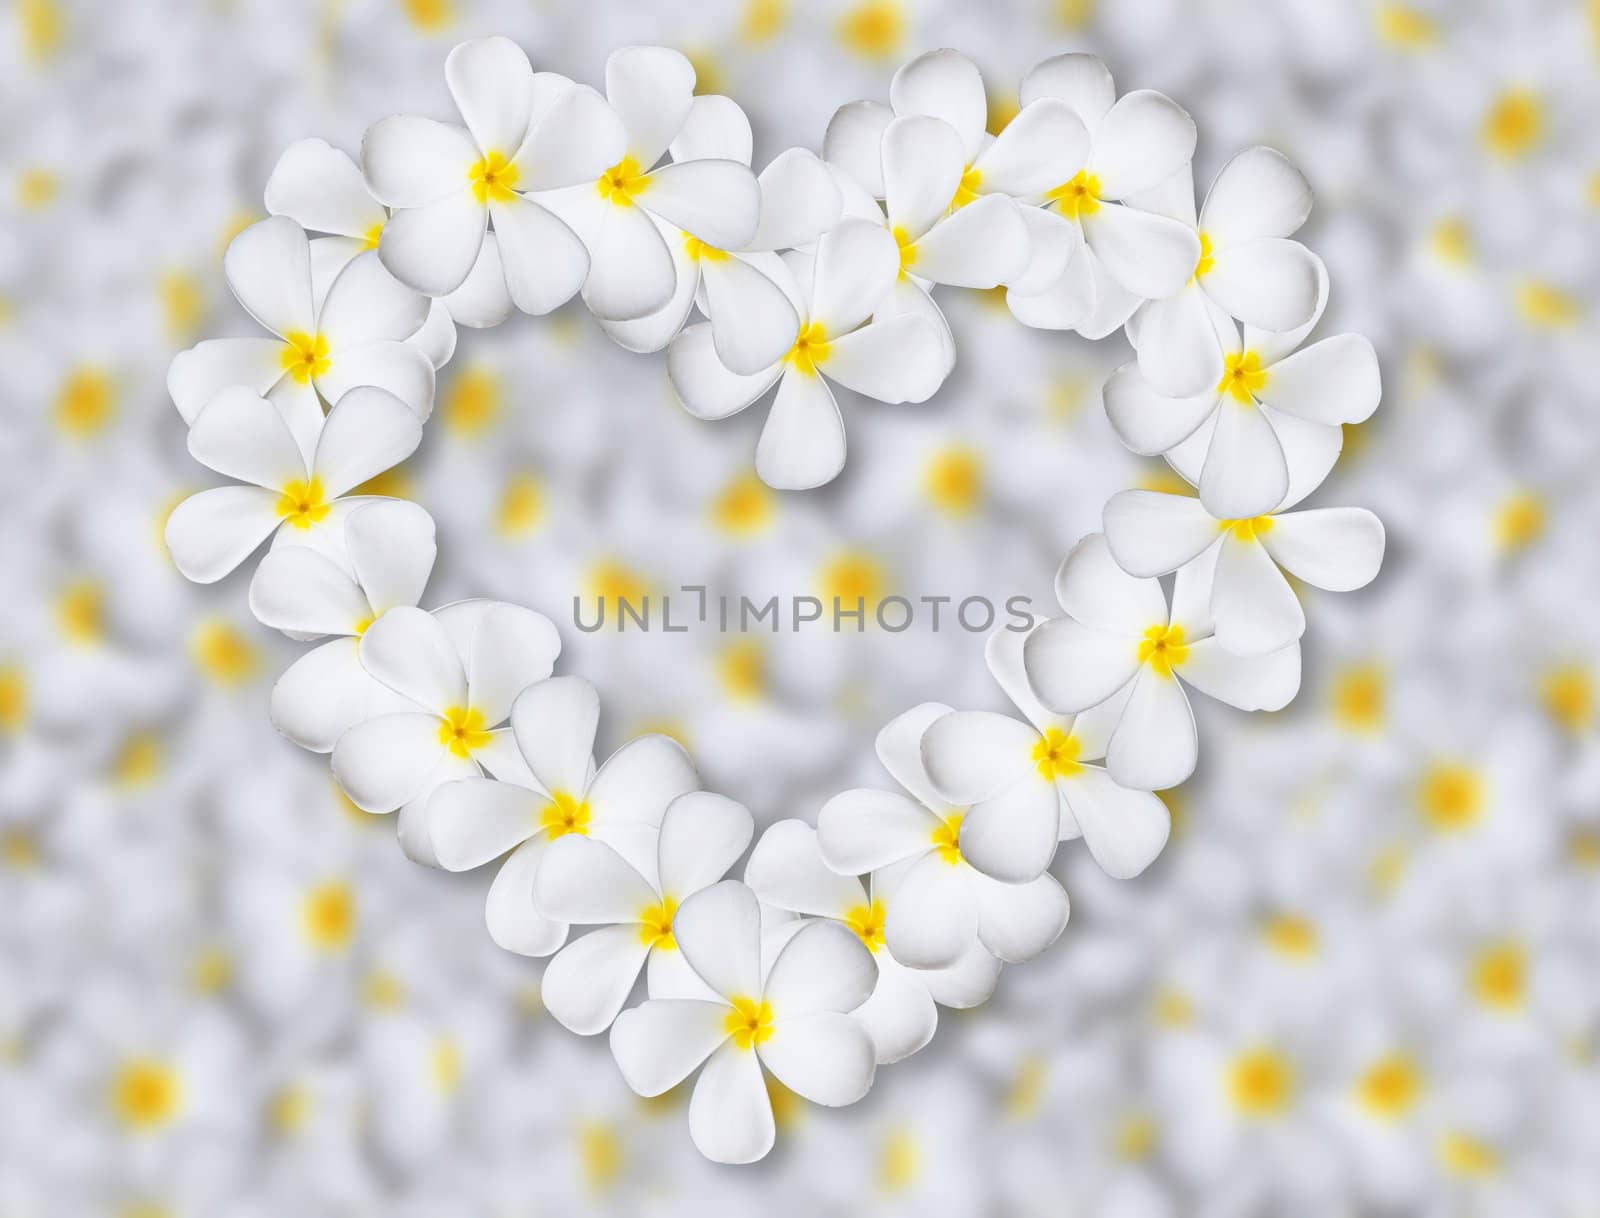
1125, 147, 1324, 398
667, 218, 947, 488
1105, 273, 1381, 519
424, 675, 699, 958
330, 601, 561, 866
921, 627, 1172, 881
609, 879, 877, 1165
533, 790, 752, 1034
249, 499, 437, 752
1103, 488, 1386, 657
264, 137, 462, 365
1023, 534, 1302, 791
746, 818, 1000, 1064
817, 703, 1070, 970
164, 385, 423, 584
594, 93, 840, 374
362, 36, 626, 315
536, 46, 761, 323
1006, 53, 1201, 338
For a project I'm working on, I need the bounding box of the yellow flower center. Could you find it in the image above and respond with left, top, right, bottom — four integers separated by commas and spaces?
276, 476, 330, 530
1439, 1130, 1500, 1178
362, 221, 385, 250
1515, 280, 1579, 329
579, 1120, 626, 1194
111, 1059, 183, 1131
1031, 726, 1083, 781
741, 0, 786, 44
724, 995, 774, 1050
930, 812, 964, 864
1221, 515, 1274, 542
1375, 3, 1438, 48
0, 665, 25, 734
1137, 623, 1189, 678
443, 366, 500, 435
837, 0, 904, 58
496, 472, 545, 536
268, 1083, 311, 1136
539, 789, 592, 839
683, 234, 730, 263
1, 830, 38, 869
430, 1038, 462, 1094
637, 896, 679, 950
437, 705, 492, 759
1356, 1053, 1422, 1119
1493, 491, 1545, 550
1470, 941, 1526, 1011
1217, 350, 1268, 403
301, 880, 356, 952
1331, 663, 1385, 732
924, 447, 983, 515
58, 580, 104, 644
843, 899, 887, 952
403, 0, 453, 30
785, 320, 832, 375
1541, 665, 1593, 733
279, 331, 330, 384
1227, 1047, 1294, 1118
1114, 1114, 1157, 1160
1418, 762, 1484, 832
717, 639, 766, 702
597, 156, 648, 207
1262, 914, 1318, 958
1482, 89, 1544, 159
193, 620, 260, 686
951, 164, 983, 209
55, 367, 115, 437
712, 472, 776, 535
1431, 217, 1472, 266
878, 1127, 920, 1193
892, 224, 918, 275
469, 150, 520, 204
1193, 230, 1215, 279
189, 947, 231, 995
1047, 169, 1102, 220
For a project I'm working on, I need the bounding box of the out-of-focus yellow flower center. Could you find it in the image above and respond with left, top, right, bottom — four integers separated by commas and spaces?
111, 1059, 183, 1131
1470, 941, 1526, 1011
1114, 1113, 1157, 1160
496, 472, 544, 536
930, 813, 964, 864
1493, 492, 1545, 551
1227, 1047, 1294, 1118
276, 476, 329, 529
1218, 350, 1268, 403
469, 151, 519, 204
637, 896, 678, 950
112, 731, 162, 788
717, 639, 766, 702
785, 320, 831, 375
712, 472, 775, 535
1430, 217, 1472, 266
58, 580, 104, 643
280, 331, 329, 384
20, 0, 64, 61
741, 0, 786, 43
539, 790, 592, 839
193, 621, 259, 686
820, 551, 885, 611
1032, 727, 1083, 781
189, 946, 231, 995
1332, 663, 1385, 732
878, 1127, 920, 1193
579, 1120, 625, 1194
1357, 1053, 1422, 1119
1515, 280, 1579, 328
1375, 3, 1438, 47
443, 366, 500, 435
1137, 624, 1188, 677
431, 1038, 462, 1094
1541, 665, 1594, 733
301, 880, 356, 951
597, 156, 648, 206
1439, 1130, 1500, 1178
1481, 89, 1544, 159
1418, 762, 1484, 831
437, 705, 492, 759
843, 898, 887, 951
1222, 515, 1274, 542
837, 0, 904, 58
55, 368, 115, 437
160, 271, 204, 341
0, 665, 24, 734
362, 969, 407, 1010
1, 830, 38, 869
924, 447, 983, 516
1262, 914, 1319, 958
268, 1083, 311, 1135
1153, 986, 1194, 1027
1048, 169, 1102, 220
403, 0, 453, 30
724, 996, 774, 1049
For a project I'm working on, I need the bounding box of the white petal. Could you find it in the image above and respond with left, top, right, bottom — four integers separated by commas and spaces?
907, 194, 1028, 288
702, 253, 800, 375
312, 386, 423, 497
1090, 90, 1196, 199
1135, 283, 1225, 398
510, 675, 599, 795
765, 920, 876, 1016
187, 386, 306, 489
1059, 765, 1170, 877
358, 605, 466, 713
856, 957, 937, 1063
1008, 206, 1082, 296
959, 776, 1061, 883
377, 187, 487, 298
755, 369, 846, 490
883, 852, 976, 969
1203, 238, 1320, 333
824, 101, 893, 196
971, 871, 1070, 963
1082, 202, 1200, 300
669, 93, 752, 165
641, 159, 759, 250
269, 638, 404, 753
164, 486, 282, 584
167, 338, 286, 425
485, 836, 569, 956
809, 218, 900, 334
346, 499, 435, 615
606, 45, 696, 168
318, 250, 429, 349
249, 546, 368, 636
1074, 248, 1144, 337
882, 115, 964, 239
331, 712, 449, 813
745, 820, 866, 917
1256, 334, 1382, 425
1200, 146, 1312, 243
1024, 615, 1141, 715
410, 299, 457, 368
1102, 489, 1220, 576
876, 274, 955, 375
1198, 400, 1289, 519
818, 788, 941, 875
973, 99, 1090, 197
1179, 637, 1300, 711
1007, 244, 1095, 330
1262, 507, 1385, 591
1055, 532, 1168, 631
225, 216, 315, 338
667, 322, 782, 420
875, 701, 956, 812
821, 314, 946, 404
581, 199, 676, 322
395, 752, 478, 866
265, 138, 386, 238
658, 792, 754, 900
1264, 405, 1343, 510
599, 218, 698, 353
1211, 534, 1304, 657
588, 735, 698, 830
542, 925, 652, 1035
1105, 667, 1197, 790
759, 1012, 875, 1106
689, 1039, 775, 1164
426, 776, 540, 871
890, 49, 986, 160
513, 82, 627, 190
673, 880, 763, 1002
536, 834, 659, 922
314, 341, 436, 422
919, 940, 1003, 1009
1019, 53, 1115, 129
486, 196, 588, 315
750, 148, 842, 251
361, 115, 480, 208
462, 602, 562, 725
445, 36, 534, 156
610, 999, 729, 1096
920, 710, 1037, 804
442, 233, 514, 327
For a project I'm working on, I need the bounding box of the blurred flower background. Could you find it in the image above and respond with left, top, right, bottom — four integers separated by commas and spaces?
4, 0, 1600, 1214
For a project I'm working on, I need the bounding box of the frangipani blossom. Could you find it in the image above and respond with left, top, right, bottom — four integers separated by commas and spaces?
534, 790, 751, 1034
164, 385, 423, 585
536, 46, 761, 322
1023, 534, 1301, 791
167, 218, 435, 458
609, 880, 877, 1164
1007, 53, 1201, 338
250, 499, 438, 752
667, 218, 947, 488
1105, 273, 1381, 519
362, 36, 626, 315
424, 675, 699, 958
1103, 489, 1386, 657
746, 818, 1000, 1064
922, 627, 1172, 880
330, 601, 561, 867
817, 703, 1070, 970
1127, 147, 1324, 398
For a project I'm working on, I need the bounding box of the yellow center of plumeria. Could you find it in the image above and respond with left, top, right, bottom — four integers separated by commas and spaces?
1192, 231, 1216, 279
1357, 1053, 1423, 1119
1430, 217, 1472, 266
403, 0, 453, 30
1331, 662, 1386, 732
20, 0, 63, 61
785, 319, 831, 375
1439, 1130, 1500, 1178
1493, 491, 1545, 550
469, 151, 519, 204
362, 969, 407, 1010
1031, 726, 1083, 781
279, 331, 330, 384
741, 0, 786, 43
497, 472, 545, 536
2, 830, 38, 869
637, 896, 678, 950
1217, 350, 1268, 403
1002, 1055, 1047, 1118
1514, 280, 1579, 329
579, 1120, 626, 1194
111, 1059, 183, 1131
1481, 89, 1544, 159
193, 620, 260, 685
1222, 515, 1274, 542
843, 899, 887, 952
820, 551, 886, 611
952, 165, 983, 209
268, 1083, 311, 1136
717, 639, 766, 702
1114, 1114, 1157, 1160
683, 234, 730, 263
1375, 3, 1438, 48
1048, 169, 1102, 220
724, 996, 774, 1050
837, 0, 904, 58
437, 706, 492, 759
924, 447, 982, 515
189, 946, 231, 995
539, 790, 592, 839
1227, 1047, 1294, 1118
1262, 913, 1319, 959
1540, 665, 1593, 733
1470, 941, 1526, 1011
443, 366, 500, 434
877, 1127, 920, 1193
1153, 986, 1195, 1027
56, 367, 116, 437
0, 665, 24, 734
1418, 762, 1483, 831
891, 224, 918, 275
58, 580, 104, 643
712, 472, 776, 535
930, 812, 964, 864
1137, 623, 1188, 678
431, 1038, 462, 1094
1568, 830, 1600, 870
597, 156, 648, 207
362, 222, 385, 250
274, 476, 328, 530
301, 880, 356, 952
160, 270, 204, 341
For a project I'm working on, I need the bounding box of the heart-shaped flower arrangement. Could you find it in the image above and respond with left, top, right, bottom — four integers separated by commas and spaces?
164, 36, 1385, 1164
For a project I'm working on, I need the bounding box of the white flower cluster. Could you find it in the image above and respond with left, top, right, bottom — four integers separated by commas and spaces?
160, 37, 1384, 1164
